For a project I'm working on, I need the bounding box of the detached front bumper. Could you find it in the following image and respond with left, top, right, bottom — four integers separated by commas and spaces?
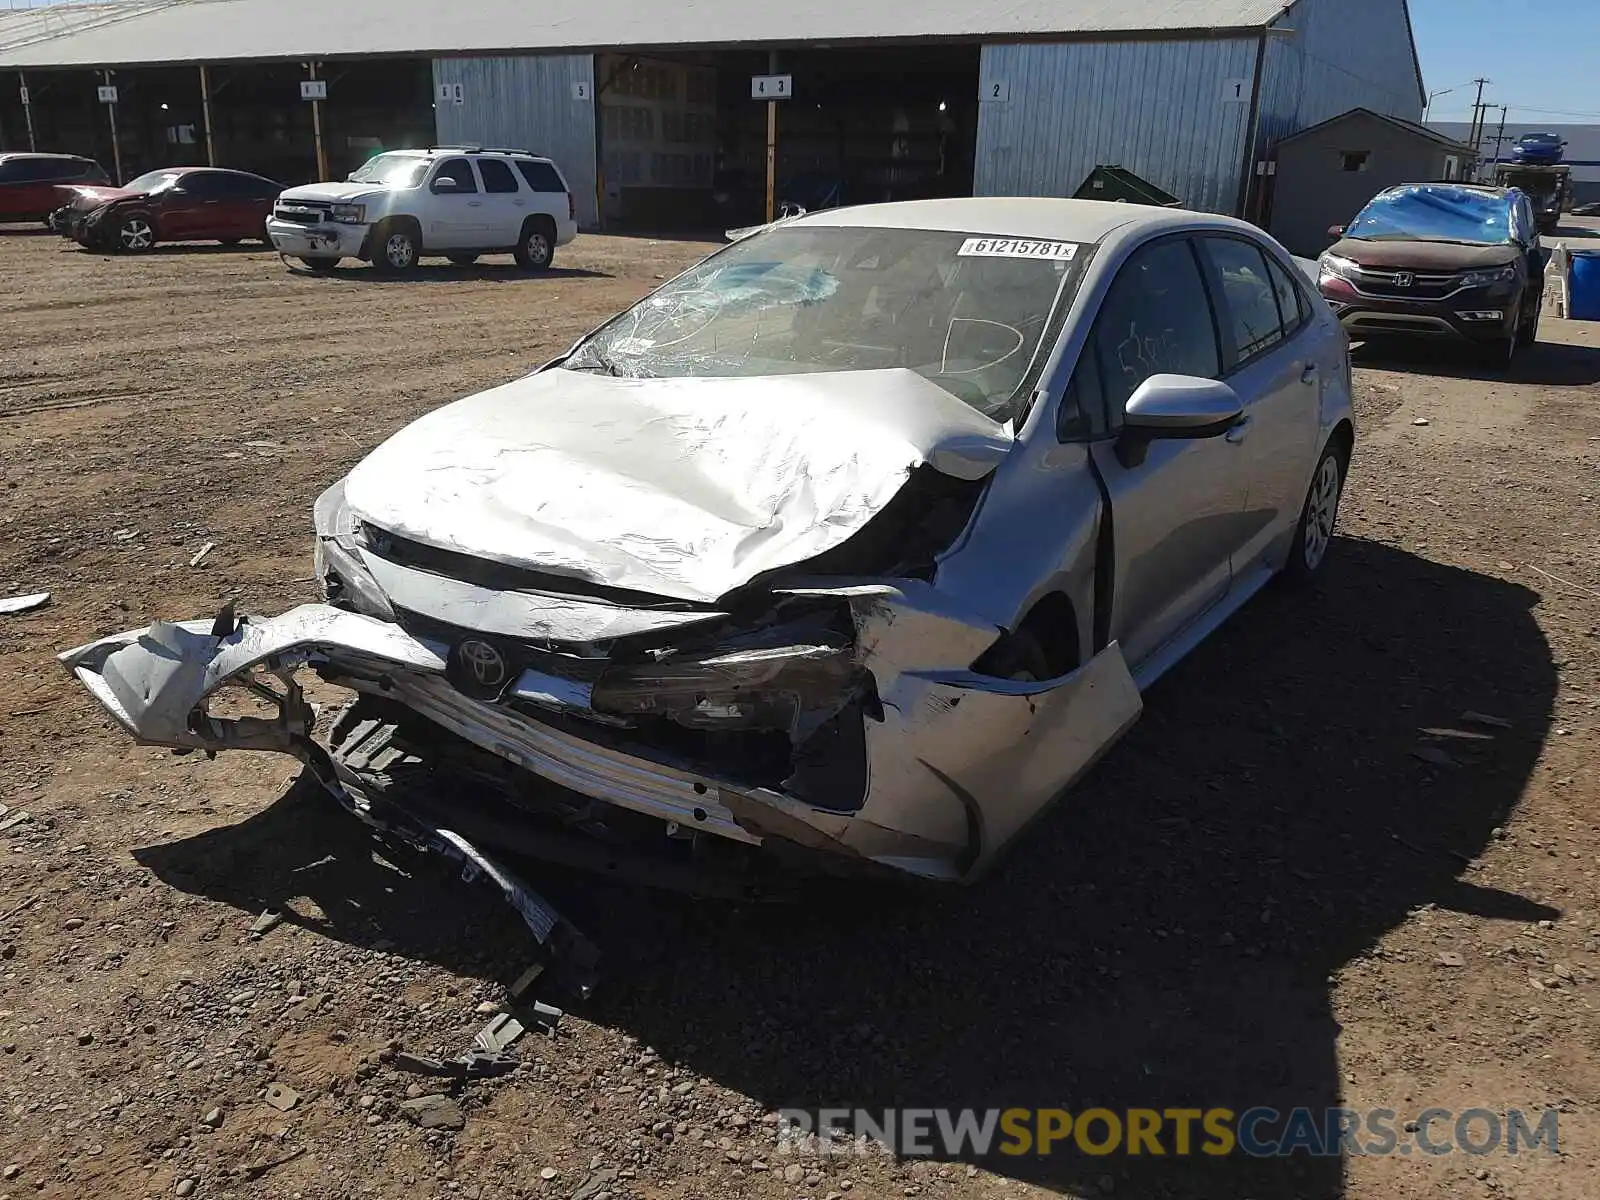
61, 592, 1141, 884
266, 218, 369, 260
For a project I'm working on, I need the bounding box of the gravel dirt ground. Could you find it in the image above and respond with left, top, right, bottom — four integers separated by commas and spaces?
0, 223, 1597, 1200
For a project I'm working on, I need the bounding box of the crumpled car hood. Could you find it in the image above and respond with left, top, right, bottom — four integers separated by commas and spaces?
343, 367, 1012, 605
278, 182, 389, 205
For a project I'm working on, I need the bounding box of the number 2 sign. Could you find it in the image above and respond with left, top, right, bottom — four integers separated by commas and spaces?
981, 80, 1011, 104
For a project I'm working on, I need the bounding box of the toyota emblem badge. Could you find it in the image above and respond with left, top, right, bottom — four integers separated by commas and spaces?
452, 639, 510, 698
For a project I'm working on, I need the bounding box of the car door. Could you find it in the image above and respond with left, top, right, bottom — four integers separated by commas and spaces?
1, 157, 55, 220
1194, 234, 1323, 578
473, 157, 526, 248
154, 171, 217, 240
423, 157, 486, 249
1081, 235, 1251, 671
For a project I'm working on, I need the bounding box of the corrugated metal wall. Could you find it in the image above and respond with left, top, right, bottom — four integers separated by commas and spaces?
432, 55, 599, 227
1258, 0, 1424, 146
974, 38, 1261, 216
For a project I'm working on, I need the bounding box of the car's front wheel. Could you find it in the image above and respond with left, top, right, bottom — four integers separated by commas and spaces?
1284, 443, 1346, 583
372, 223, 420, 273
116, 214, 156, 253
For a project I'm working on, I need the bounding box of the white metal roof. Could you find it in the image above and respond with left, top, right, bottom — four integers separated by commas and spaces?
0, 0, 1292, 69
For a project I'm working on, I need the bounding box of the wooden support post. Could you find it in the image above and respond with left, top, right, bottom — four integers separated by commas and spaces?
764, 51, 779, 223
103, 70, 123, 185
19, 72, 36, 152
309, 61, 328, 181
199, 64, 216, 166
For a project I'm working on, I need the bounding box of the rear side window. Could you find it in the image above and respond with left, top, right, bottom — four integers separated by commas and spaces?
1091, 238, 1221, 422
1, 157, 53, 182
515, 160, 566, 193
1199, 236, 1285, 367
477, 158, 520, 194
1264, 253, 1311, 336
431, 158, 479, 193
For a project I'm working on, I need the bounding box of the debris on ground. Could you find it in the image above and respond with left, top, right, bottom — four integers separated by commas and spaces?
263, 1083, 300, 1112
1411, 745, 1459, 767
189, 542, 215, 568
0, 592, 49, 615
241, 1147, 306, 1180
248, 909, 283, 938
1436, 952, 1466, 968
1462, 711, 1514, 729
472, 1013, 526, 1054
571, 1167, 620, 1200
399, 1094, 465, 1131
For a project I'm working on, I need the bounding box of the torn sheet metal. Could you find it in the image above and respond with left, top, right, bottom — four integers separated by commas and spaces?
0, 592, 50, 615
58, 605, 446, 751
341, 367, 1013, 606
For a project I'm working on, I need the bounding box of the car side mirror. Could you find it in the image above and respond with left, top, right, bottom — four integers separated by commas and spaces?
1116, 375, 1243, 468
431, 176, 459, 193
1327, 224, 1346, 239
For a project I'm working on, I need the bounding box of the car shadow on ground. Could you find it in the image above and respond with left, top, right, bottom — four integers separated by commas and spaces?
294, 262, 612, 284
136, 536, 1556, 1199
1353, 336, 1600, 387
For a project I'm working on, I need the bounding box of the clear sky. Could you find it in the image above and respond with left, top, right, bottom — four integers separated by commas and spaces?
1411, 0, 1600, 124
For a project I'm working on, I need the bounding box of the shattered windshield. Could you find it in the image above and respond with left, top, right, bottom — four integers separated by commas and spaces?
124, 170, 183, 194
565, 225, 1090, 420
348, 154, 429, 188
1345, 186, 1515, 245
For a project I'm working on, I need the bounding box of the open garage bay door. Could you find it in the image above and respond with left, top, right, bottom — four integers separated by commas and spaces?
597, 46, 979, 233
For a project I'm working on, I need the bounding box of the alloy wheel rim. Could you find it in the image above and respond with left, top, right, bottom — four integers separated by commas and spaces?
1303, 457, 1341, 571
121, 220, 152, 250
527, 233, 550, 263
387, 235, 414, 268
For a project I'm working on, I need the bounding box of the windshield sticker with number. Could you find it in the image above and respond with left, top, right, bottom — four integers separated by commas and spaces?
958, 238, 1080, 261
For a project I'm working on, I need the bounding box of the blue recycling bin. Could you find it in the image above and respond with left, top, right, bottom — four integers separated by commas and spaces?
1571, 249, 1600, 322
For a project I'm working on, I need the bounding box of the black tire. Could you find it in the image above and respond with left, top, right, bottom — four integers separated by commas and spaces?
300, 257, 338, 272
513, 218, 556, 271
371, 222, 420, 274
1518, 297, 1541, 349
115, 213, 157, 254
447, 253, 479, 266
1283, 443, 1346, 585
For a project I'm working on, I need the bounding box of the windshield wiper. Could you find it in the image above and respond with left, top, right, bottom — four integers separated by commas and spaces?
567, 346, 626, 377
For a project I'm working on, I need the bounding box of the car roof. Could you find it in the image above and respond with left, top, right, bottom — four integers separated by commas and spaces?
1379, 182, 1514, 200
384, 147, 554, 163
0, 152, 94, 162
790, 197, 1261, 245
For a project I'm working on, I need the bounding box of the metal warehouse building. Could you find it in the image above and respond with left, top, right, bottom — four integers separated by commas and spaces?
0, 0, 1425, 231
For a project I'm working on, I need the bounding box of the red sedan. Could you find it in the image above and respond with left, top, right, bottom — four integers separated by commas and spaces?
66, 167, 282, 252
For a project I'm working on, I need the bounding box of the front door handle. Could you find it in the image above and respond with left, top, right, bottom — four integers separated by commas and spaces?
467, 201, 484, 207
1301, 363, 1320, 385
1225, 416, 1253, 445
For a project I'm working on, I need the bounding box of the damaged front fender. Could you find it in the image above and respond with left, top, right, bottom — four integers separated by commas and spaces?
736, 581, 1145, 880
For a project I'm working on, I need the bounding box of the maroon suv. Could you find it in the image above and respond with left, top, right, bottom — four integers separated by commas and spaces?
0, 153, 111, 225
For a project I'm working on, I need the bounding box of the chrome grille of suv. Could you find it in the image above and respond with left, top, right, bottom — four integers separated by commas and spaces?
273, 201, 330, 226
1350, 267, 1462, 301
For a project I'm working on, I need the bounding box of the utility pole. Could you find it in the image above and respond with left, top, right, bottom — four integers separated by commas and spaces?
1490, 105, 1509, 174
1466, 77, 1491, 169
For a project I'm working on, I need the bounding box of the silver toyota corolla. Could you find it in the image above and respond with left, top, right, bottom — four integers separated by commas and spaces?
62, 198, 1352, 924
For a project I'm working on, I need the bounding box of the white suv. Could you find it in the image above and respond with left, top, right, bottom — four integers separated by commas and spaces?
266, 147, 579, 273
